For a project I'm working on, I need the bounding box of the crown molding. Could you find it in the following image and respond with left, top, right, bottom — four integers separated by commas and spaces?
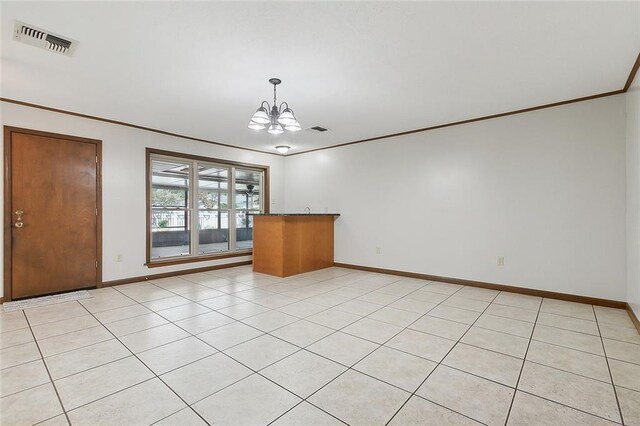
287, 51, 640, 156
3, 52, 639, 157
0, 97, 283, 157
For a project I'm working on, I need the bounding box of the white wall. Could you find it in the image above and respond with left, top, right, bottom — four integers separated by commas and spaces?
285, 95, 627, 300
1, 94, 631, 302
0, 102, 285, 298
627, 76, 640, 316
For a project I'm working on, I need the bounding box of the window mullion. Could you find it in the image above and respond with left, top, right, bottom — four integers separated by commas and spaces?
260, 171, 265, 212
190, 160, 198, 257
229, 166, 237, 251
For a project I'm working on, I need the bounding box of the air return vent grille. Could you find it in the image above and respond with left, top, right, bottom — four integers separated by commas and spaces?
308, 126, 329, 133
13, 21, 77, 57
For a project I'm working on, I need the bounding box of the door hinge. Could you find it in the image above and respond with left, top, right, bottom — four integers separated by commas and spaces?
95, 156, 98, 163
95, 208, 98, 216
96, 260, 99, 269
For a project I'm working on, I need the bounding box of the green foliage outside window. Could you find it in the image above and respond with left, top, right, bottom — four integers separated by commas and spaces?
152, 188, 186, 208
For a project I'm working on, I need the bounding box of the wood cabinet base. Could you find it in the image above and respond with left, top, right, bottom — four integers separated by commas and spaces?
252, 215, 336, 277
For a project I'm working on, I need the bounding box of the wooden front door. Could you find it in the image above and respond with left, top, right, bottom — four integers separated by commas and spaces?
5, 127, 102, 300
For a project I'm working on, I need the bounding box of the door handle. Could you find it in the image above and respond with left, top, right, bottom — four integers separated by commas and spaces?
14, 210, 24, 228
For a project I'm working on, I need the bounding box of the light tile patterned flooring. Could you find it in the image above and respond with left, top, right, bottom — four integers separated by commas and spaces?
1, 266, 639, 425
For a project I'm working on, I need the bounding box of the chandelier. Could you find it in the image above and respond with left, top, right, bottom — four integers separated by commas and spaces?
248, 78, 301, 135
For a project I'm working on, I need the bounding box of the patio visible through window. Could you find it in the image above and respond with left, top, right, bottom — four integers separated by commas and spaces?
148, 151, 266, 263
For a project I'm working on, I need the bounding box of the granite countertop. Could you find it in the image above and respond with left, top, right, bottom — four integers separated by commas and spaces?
249, 213, 340, 216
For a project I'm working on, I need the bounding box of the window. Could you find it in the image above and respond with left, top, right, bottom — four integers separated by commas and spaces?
147, 149, 268, 266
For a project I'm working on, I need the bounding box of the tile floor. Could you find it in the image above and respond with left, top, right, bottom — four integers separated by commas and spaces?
1, 265, 639, 425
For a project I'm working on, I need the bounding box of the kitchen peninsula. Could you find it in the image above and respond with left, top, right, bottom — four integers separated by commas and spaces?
251, 213, 340, 277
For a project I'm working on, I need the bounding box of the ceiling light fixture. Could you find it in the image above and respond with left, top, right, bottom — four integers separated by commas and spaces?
275, 145, 291, 154
248, 78, 301, 135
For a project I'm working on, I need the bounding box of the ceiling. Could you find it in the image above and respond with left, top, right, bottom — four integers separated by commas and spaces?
1, 2, 639, 155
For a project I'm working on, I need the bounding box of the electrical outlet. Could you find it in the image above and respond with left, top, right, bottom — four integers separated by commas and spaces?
497, 257, 505, 266
116, 254, 123, 262
376, 247, 381, 255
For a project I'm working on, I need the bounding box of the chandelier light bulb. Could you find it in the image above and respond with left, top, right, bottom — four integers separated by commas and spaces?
285, 121, 302, 132
251, 107, 270, 125
248, 120, 265, 130
267, 123, 284, 135
278, 109, 296, 126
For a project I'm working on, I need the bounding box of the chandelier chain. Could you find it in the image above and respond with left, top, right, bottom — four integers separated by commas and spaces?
273, 83, 277, 106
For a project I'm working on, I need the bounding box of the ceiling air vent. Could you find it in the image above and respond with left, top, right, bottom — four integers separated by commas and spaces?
13, 21, 78, 57
308, 126, 329, 133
